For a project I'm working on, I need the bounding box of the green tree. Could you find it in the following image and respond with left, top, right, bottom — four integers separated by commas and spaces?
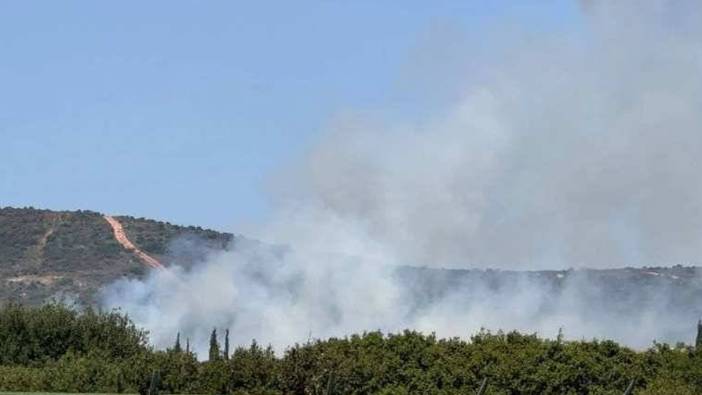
209, 329, 220, 362
173, 333, 182, 353
224, 329, 230, 360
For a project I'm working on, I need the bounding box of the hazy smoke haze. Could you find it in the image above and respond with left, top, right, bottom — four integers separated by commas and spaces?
102, 1, 702, 355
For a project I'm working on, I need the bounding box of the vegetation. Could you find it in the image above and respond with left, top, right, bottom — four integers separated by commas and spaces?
117, 215, 231, 256
1, 304, 702, 394
0, 207, 235, 305
4, 207, 702, 393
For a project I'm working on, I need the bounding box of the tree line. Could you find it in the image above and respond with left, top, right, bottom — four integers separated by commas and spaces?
1, 303, 702, 394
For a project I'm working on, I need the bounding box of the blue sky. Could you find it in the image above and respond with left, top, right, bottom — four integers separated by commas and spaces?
0, 1, 580, 231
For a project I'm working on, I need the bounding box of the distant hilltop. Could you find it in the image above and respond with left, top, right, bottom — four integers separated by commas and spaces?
0, 206, 234, 305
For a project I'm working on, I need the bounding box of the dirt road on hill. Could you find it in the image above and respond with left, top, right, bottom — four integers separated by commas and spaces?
104, 215, 165, 270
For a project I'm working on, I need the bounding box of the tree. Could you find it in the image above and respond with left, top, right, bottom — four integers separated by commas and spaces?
173, 332, 182, 353
224, 329, 230, 360
209, 329, 220, 361
696, 319, 702, 349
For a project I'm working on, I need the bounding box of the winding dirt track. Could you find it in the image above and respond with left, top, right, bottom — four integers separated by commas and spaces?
104, 215, 165, 270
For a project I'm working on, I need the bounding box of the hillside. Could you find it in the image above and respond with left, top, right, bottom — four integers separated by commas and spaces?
0, 207, 234, 305
2, 206, 702, 314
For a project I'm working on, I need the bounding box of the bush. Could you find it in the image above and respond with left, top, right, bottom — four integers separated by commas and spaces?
2, 304, 702, 394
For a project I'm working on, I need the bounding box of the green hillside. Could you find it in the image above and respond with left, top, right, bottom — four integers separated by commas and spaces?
0, 207, 234, 305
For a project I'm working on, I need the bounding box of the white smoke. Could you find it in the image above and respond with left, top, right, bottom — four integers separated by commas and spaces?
102, 1, 702, 355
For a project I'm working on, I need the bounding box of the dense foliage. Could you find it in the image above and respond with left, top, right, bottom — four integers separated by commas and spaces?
1, 304, 702, 394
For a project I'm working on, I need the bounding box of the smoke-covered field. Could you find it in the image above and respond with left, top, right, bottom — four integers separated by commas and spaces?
102, 1, 702, 355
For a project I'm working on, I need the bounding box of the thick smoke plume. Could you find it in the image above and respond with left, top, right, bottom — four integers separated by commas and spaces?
102, 1, 702, 355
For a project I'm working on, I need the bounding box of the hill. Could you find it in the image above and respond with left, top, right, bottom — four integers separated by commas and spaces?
2, 206, 702, 312
0, 207, 234, 305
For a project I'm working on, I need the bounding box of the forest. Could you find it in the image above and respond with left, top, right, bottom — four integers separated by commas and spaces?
0, 303, 701, 394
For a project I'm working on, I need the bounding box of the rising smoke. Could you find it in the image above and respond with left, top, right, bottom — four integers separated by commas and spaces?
102, 1, 702, 355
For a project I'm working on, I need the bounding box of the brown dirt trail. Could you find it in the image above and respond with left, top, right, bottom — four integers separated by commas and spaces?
103, 215, 165, 270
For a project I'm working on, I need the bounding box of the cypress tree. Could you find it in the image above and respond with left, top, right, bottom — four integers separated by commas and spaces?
186, 337, 190, 354
696, 319, 702, 349
174, 332, 182, 353
224, 328, 230, 360
209, 328, 220, 361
